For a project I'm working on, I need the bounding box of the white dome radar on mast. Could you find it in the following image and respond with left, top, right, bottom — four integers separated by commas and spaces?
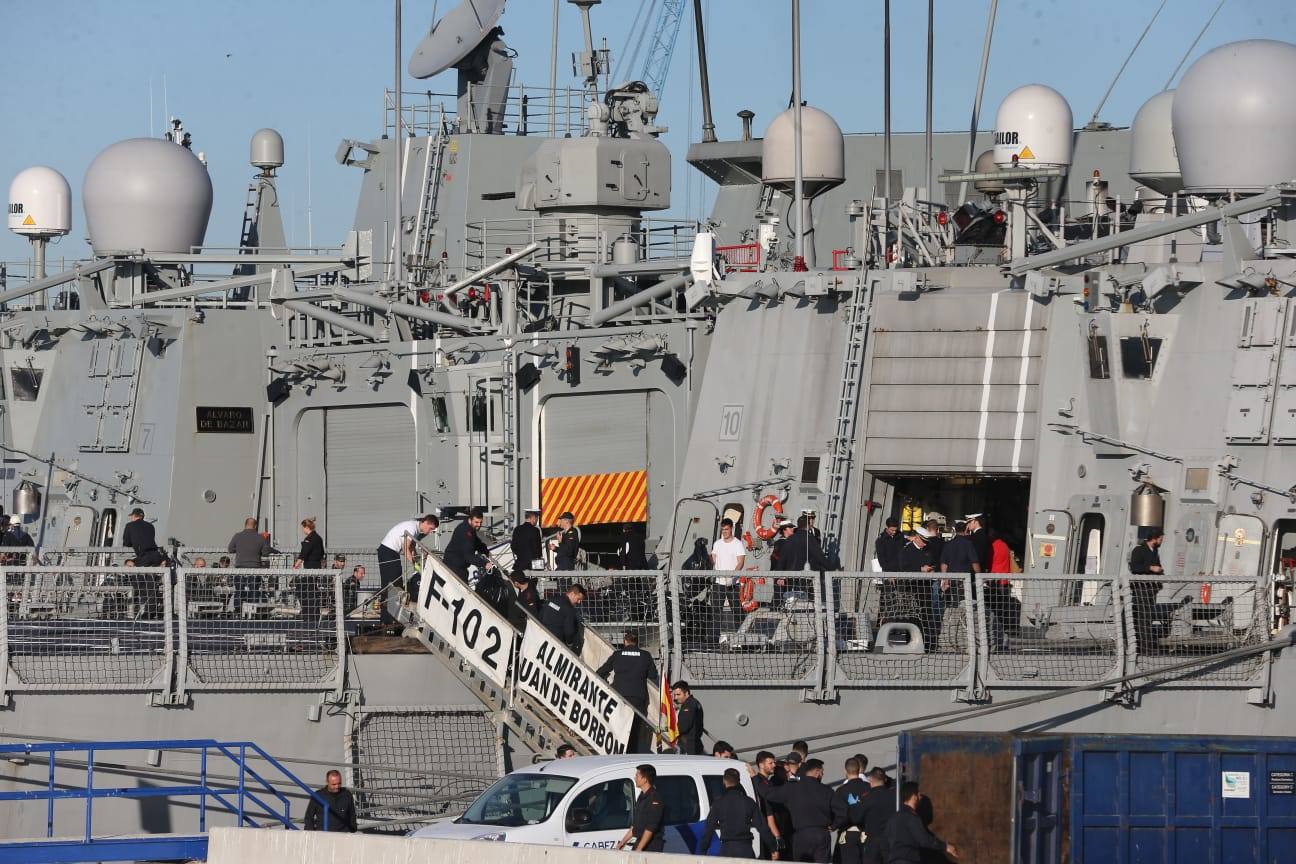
761, 106, 845, 195
82, 138, 214, 255
993, 84, 1074, 170
250, 128, 285, 173
1172, 39, 1296, 195
8, 166, 72, 239
1129, 90, 1181, 195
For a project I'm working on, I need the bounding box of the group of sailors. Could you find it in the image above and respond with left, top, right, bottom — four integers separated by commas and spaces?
693, 745, 960, 863
873, 513, 1018, 650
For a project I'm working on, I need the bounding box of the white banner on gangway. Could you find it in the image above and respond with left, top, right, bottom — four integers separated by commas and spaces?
417, 556, 512, 689
516, 624, 635, 754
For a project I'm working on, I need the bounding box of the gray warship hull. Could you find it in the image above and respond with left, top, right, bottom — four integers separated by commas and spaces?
1, 1, 1294, 844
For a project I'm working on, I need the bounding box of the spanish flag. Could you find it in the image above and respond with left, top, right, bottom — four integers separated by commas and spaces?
657, 673, 679, 751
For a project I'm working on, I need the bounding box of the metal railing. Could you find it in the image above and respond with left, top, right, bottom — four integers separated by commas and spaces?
670, 570, 825, 688
384, 85, 590, 139
464, 216, 699, 272
0, 737, 328, 863
1122, 578, 1272, 686
2, 567, 173, 696
975, 575, 1123, 686
828, 573, 976, 689
175, 569, 346, 697
345, 705, 503, 831
0, 560, 1278, 700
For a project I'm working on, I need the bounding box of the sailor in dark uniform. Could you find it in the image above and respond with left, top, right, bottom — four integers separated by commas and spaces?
539, 583, 586, 652
596, 630, 658, 752
765, 758, 834, 863
510, 509, 544, 573
699, 768, 773, 858
830, 758, 871, 864
617, 764, 666, 852
551, 511, 581, 571
619, 522, 649, 570
506, 571, 541, 631
444, 507, 490, 583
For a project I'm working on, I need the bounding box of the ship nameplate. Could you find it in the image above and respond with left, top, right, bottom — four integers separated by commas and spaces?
195, 406, 255, 434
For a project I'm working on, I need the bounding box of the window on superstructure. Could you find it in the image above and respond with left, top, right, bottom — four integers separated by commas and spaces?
10, 367, 42, 401
1118, 337, 1162, 379
430, 396, 451, 433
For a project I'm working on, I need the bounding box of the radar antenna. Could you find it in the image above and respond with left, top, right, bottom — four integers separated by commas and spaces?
408, 0, 513, 133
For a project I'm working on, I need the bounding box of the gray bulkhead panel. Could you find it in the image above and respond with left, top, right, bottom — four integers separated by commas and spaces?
541, 391, 648, 478
863, 290, 1047, 473
322, 405, 418, 545
674, 298, 845, 515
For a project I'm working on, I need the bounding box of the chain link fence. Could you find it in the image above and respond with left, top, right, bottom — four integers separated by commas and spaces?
975, 575, 1123, 685
670, 570, 824, 686
176, 568, 345, 695
1124, 578, 1271, 685
2, 567, 172, 693
346, 705, 503, 832
829, 573, 976, 688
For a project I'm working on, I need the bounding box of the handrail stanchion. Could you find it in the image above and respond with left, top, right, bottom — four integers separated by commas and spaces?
237, 743, 247, 825
46, 750, 55, 838
199, 745, 208, 832
84, 747, 95, 842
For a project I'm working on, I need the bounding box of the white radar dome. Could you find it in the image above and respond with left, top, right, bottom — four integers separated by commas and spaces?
973, 149, 1005, 196
250, 128, 285, 171
82, 138, 213, 255
761, 105, 845, 195
8, 166, 72, 238
1172, 39, 1296, 194
1129, 90, 1181, 195
993, 84, 1073, 169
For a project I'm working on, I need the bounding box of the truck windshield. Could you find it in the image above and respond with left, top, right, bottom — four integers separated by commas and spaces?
460, 773, 578, 827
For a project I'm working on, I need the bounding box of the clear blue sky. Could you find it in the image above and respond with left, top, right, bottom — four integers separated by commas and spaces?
2, 0, 1292, 265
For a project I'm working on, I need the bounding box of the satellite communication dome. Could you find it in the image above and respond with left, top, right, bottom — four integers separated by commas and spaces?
973, 149, 1005, 196
761, 105, 845, 195
8, 166, 72, 238
993, 84, 1073, 169
250, 128, 285, 171
1172, 39, 1296, 194
1129, 91, 1181, 195
82, 138, 213, 255
408, 0, 507, 79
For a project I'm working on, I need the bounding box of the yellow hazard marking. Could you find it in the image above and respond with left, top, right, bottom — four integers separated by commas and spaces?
1018, 146, 1036, 160
21, 215, 35, 226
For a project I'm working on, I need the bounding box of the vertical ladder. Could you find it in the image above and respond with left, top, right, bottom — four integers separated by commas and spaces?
498, 349, 518, 530
236, 181, 260, 256
820, 275, 876, 559
410, 128, 451, 284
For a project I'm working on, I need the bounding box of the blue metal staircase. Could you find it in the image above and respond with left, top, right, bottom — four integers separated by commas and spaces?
0, 738, 329, 863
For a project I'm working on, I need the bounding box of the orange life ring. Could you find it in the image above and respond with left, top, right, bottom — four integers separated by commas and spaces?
753, 495, 784, 541
738, 577, 759, 613
742, 531, 755, 551
1200, 583, 1212, 604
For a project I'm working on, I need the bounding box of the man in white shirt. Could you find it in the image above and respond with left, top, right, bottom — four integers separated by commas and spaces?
710, 518, 746, 636
376, 514, 439, 625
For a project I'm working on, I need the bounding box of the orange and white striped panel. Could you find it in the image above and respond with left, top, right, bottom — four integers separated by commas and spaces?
540, 470, 647, 527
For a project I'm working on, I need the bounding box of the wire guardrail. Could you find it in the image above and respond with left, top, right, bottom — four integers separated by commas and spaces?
175, 569, 346, 697
346, 705, 503, 832
0, 559, 1278, 699
974, 575, 1122, 685
829, 573, 976, 688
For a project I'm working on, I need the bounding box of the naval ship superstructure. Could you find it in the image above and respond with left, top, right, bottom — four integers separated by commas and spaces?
0, 0, 1294, 840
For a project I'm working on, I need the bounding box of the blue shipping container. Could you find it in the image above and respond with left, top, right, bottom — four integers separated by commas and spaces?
1066, 735, 1296, 864
900, 732, 1296, 864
